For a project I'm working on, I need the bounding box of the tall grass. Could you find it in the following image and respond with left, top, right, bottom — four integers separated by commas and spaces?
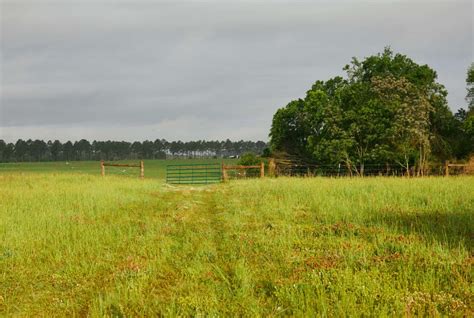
0, 174, 472, 316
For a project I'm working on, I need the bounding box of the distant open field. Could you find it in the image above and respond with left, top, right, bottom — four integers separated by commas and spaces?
0, 159, 238, 180
0, 172, 472, 316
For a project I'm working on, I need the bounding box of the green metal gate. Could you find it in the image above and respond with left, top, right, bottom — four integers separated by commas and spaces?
166, 163, 222, 184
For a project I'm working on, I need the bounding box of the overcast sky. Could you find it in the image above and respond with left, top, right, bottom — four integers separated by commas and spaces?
0, 0, 472, 142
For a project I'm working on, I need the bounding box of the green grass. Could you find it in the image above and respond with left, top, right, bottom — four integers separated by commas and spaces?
0, 174, 473, 316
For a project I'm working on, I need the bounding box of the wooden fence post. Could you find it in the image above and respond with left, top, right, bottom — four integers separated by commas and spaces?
269, 158, 276, 177
260, 162, 265, 178
445, 161, 449, 177
140, 160, 144, 179
100, 160, 105, 176
468, 156, 474, 174
222, 163, 228, 182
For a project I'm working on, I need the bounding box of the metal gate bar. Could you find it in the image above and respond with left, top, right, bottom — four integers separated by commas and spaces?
166, 163, 222, 184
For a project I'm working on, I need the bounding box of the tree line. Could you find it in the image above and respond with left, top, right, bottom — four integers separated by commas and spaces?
0, 139, 268, 162
270, 48, 473, 175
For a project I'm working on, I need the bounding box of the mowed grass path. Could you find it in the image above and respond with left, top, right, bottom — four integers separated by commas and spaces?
0, 175, 472, 316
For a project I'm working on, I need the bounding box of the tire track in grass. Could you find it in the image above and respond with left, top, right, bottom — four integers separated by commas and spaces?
161, 185, 258, 315
203, 186, 262, 316
148, 185, 237, 315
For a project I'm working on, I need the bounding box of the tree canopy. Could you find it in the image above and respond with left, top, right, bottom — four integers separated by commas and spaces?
270, 48, 472, 174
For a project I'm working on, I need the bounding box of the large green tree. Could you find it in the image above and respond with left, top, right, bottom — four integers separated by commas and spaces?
269, 99, 309, 158
270, 48, 460, 173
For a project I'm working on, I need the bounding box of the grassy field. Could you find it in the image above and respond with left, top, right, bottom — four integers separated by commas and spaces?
0, 171, 473, 316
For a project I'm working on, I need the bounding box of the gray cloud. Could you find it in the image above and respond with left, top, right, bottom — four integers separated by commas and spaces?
0, 0, 472, 142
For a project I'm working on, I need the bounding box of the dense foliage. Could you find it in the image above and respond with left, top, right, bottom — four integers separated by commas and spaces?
270, 48, 473, 174
0, 139, 267, 162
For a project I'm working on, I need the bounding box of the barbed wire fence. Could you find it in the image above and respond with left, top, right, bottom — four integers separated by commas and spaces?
271, 158, 474, 177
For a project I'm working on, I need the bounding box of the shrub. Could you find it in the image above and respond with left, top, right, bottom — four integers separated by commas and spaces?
238, 152, 260, 166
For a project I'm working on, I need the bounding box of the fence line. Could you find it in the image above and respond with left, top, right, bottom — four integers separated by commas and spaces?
222, 162, 265, 181
100, 160, 144, 179
445, 160, 474, 176
270, 158, 474, 177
